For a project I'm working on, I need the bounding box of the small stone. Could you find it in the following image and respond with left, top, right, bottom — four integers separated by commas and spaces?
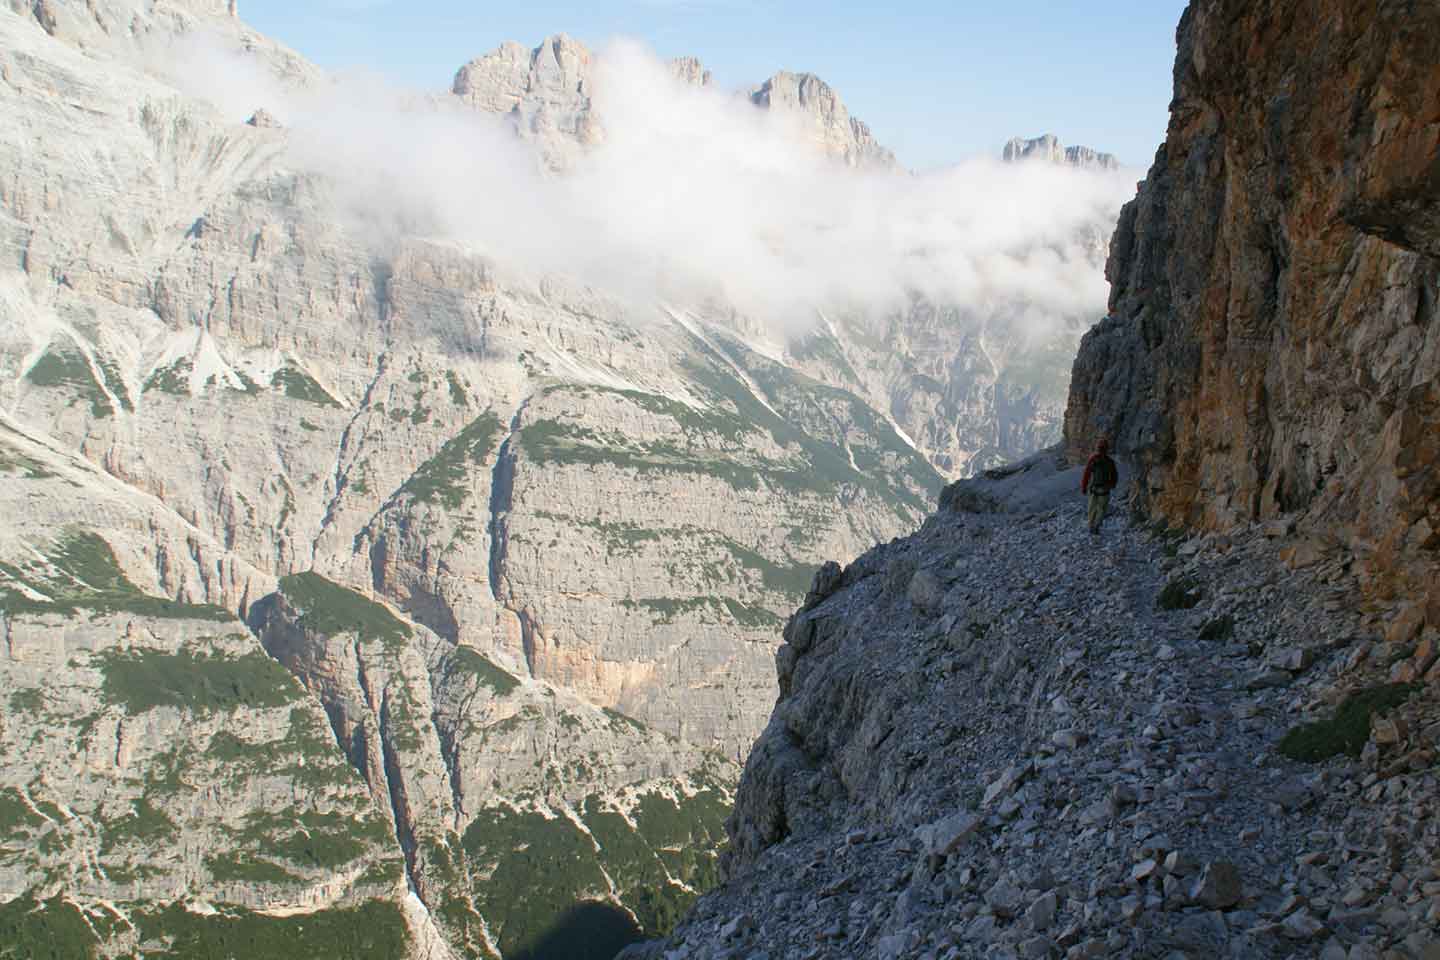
1191, 861, 1244, 910
1247, 669, 1293, 690
1386, 605, 1425, 646
915, 813, 983, 858
908, 570, 945, 615
986, 881, 1024, 919
1391, 660, 1420, 684
1119, 895, 1144, 922
720, 914, 755, 941
1018, 936, 1053, 959
1052, 729, 1084, 750
877, 932, 919, 960
1272, 647, 1316, 673
1282, 910, 1326, 940
1028, 891, 1058, 931
1131, 859, 1159, 883
1372, 717, 1406, 746
1274, 894, 1307, 917
1320, 941, 1349, 960
1238, 827, 1261, 844
1413, 636, 1437, 674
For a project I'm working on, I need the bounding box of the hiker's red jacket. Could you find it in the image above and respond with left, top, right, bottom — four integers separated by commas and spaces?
1082, 454, 1117, 495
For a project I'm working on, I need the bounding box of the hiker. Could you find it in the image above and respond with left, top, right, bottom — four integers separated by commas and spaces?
1080, 438, 1119, 535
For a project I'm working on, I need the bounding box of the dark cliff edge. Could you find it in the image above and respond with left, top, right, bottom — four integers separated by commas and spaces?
638, 3, 1440, 959
1065, 0, 1439, 618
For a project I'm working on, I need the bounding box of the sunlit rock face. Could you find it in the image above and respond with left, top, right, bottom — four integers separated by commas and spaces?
1066, 0, 1440, 613
0, 2, 1128, 955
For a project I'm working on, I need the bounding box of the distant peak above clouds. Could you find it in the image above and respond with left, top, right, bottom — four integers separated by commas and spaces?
449, 34, 895, 171
1003, 134, 1119, 171
748, 71, 897, 170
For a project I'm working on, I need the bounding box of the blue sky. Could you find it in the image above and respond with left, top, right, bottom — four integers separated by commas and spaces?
238, 0, 1189, 171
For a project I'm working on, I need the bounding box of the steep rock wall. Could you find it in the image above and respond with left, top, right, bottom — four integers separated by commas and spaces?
1066, 0, 1440, 615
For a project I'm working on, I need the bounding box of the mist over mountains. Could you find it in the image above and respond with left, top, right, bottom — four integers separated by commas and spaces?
166, 29, 1136, 343
0, 2, 1147, 957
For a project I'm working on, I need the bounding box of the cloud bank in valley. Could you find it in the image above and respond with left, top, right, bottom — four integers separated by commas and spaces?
168, 36, 1139, 336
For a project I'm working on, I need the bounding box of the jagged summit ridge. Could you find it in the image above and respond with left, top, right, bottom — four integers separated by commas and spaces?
1003, 134, 1120, 171
449, 33, 896, 169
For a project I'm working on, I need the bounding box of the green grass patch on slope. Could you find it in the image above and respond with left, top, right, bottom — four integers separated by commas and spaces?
25, 347, 114, 418
1278, 683, 1421, 762
278, 572, 411, 652
0, 787, 45, 838
520, 368, 940, 521
272, 364, 341, 408
0, 532, 234, 621
0, 895, 101, 960
687, 335, 941, 516
97, 648, 301, 716
460, 807, 610, 958
130, 899, 409, 959
219, 809, 392, 876
143, 357, 193, 396
398, 411, 504, 510
446, 645, 521, 697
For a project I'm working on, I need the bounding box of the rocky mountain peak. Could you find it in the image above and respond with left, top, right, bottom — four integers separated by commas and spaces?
749, 70, 897, 169
449, 38, 892, 171
1003, 133, 1120, 171
669, 55, 713, 87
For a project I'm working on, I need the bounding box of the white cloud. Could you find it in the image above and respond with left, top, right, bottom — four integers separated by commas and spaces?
165, 34, 1136, 340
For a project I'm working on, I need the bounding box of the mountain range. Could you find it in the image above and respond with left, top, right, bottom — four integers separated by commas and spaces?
0, 1, 1136, 957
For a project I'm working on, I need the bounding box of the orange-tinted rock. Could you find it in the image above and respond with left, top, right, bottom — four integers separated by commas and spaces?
1067, 0, 1440, 607
1387, 605, 1427, 646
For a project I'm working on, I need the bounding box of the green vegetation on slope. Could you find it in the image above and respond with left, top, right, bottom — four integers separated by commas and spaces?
144, 357, 194, 396
278, 572, 411, 651
97, 648, 301, 716
449, 783, 731, 959
460, 807, 610, 958
25, 347, 115, 418
217, 809, 393, 876
621, 596, 783, 629
132, 899, 409, 959
0, 897, 409, 959
272, 364, 341, 408
446, 644, 522, 696
1279, 683, 1420, 762
0, 531, 234, 621
687, 335, 941, 516
398, 411, 504, 509
0, 895, 100, 960
517, 368, 940, 522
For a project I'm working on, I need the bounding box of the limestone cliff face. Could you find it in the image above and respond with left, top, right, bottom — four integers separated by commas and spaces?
1066, 0, 1440, 619
0, 4, 928, 955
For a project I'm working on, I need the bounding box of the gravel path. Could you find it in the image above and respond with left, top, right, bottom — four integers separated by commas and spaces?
637, 490, 1440, 960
